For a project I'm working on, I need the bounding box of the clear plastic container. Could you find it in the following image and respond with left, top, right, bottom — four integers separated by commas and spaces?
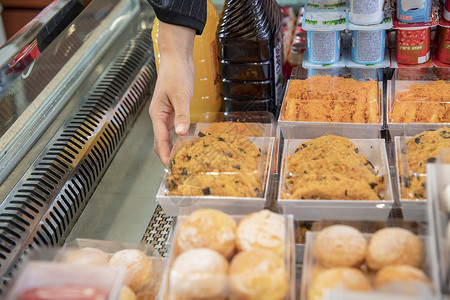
301, 225, 440, 300
387, 68, 450, 137
156, 133, 275, 216
5, 261, 124, 300
394, 125, 450, 221
277, 137, 394, 220
278, 67, 383, 139
159, 209, 296, 300
426, 149, 450, 295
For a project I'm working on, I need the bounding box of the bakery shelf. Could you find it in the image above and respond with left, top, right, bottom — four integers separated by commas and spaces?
277, 137, 394, 221
156, 135, 275, 216
278, 67, 384, 139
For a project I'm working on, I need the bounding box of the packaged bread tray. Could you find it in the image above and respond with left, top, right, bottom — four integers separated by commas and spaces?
277, 135, 394, 220
394, 125, 450, 221
387, 67, 450, 137
426, 149, 450, 294
301, 223, 441, 300
156, 129, 275, 216
5, 260, 124, 300
54, 238, 165, 300
277, 67, 383, 139
159, 208, 296, 300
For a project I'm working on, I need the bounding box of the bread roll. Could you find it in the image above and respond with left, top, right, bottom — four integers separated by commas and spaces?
366, 227, 423, 270
170, 248, 229, 299
120, 285, 137, 300
229, 249, 288, 300
309, 268, 371, 300
109, 249, 153, 293
64, 247, 110, 266
236, 210, 286, 256
176, 209, 237, 259
313, 225, 367, 268
374, 265, 430, 289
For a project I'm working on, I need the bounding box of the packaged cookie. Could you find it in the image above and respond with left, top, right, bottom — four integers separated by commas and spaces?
159, 209, 296, 300
301, 224, 440, 300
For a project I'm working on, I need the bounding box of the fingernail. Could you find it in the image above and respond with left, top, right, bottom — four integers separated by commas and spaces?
175, 123, 186, 134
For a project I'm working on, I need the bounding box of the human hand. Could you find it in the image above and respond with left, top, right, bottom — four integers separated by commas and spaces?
149, 22, 196, 165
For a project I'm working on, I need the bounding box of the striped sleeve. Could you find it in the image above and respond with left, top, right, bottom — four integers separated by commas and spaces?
147, 0, 207, 35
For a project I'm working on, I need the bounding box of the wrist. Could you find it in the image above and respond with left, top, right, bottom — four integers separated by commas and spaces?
159, 21, 195, 61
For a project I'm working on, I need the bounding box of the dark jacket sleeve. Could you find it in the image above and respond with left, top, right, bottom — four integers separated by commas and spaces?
147, 0, 207, 35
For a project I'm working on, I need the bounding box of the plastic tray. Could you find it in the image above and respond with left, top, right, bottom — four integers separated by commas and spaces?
301, 229, 440, 300
156, 136, 275, 216
277, 138, 393, 220
159, 210, 296, 300
278, 67, 383, 139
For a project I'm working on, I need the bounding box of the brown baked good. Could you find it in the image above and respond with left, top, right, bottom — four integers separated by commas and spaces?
374, 265, 430, 289
281, 76, 380, 123
201, 122, 264, 136
400, 127, 450, 199
229, 249, 288, 300
313, 225, 367, 268
175, 209, 237, 259
282, 135, 386, 201
366, 227, 424, 271
309, 268, 371, 300
236, 209, 286, 257
390, 80, 450, 123
109, 249, 153, 293
170, 248, 228, 299
64, 247, 110, 266
120, 285, 137, 300
167, 132, 263, 198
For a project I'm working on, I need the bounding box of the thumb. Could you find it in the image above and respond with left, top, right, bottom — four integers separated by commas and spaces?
173, 98, 191, 135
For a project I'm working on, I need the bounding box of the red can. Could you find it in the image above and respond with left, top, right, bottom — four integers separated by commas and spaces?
436, 26, 450, 64
396, 27, 431, 64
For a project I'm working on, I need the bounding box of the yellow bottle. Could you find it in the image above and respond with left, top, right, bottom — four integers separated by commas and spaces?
152, 0, 222, 122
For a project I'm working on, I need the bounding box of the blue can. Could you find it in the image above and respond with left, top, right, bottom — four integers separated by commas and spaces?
351, 30, 386, 64
307, 31, 341, 64
397, 0, 432, 23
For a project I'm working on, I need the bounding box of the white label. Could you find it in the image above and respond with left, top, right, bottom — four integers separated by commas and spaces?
311, 31, 337, 63
418, 51, 430, 63
273, 37, 284, 106
357, 31, 382, 62
352, 0, 381, 14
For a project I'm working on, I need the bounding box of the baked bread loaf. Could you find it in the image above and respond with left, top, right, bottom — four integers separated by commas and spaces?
390, 80, 450, 123
374, 265, 430, 289
109, 249, 153, 293
281, 76, 379, 123
175, 209, 237, 259
401, 127, 450, 199
236, 209, 286, 257
64, 247, 110, 266
313, 225, 367, 268
229, 249, 288, 300
282, 135, 385, 200
366, 227, 424, 271
309, 268, 371, 300
168, 132, 263, 197
170, 248, 229, 299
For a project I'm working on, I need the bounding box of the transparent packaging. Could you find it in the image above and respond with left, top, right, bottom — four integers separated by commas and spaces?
426, 149, 450, 295
4, 261, 123, 300
159, 209, 296, 300
156, 130, 275, 216
278, 67, 383, 139
301, 225, 440, 300
388, 68, 450, 136
278, 136, 393, 220
394, 125, 450, 221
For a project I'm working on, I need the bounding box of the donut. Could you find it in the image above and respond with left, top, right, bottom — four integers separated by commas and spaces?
313, 225, 367, 268
64, 247, 110, 266
236, 210, 286, 256
170, 248, 229, 299
176, 209, 237, 259
309, 268, 371, 300
229, 249, 288, 300
109, 249, 153, 292
366, 227, 424, 270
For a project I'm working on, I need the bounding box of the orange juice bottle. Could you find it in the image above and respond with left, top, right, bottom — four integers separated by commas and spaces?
152, 0, 222, 122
